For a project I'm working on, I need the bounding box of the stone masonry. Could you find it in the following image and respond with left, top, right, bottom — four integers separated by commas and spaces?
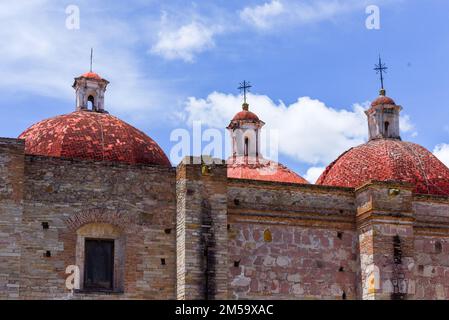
1, 141, 449, 300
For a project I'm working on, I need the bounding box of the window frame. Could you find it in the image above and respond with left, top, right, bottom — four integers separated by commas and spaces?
83, 238, 115, 292
75, 223, 125, 294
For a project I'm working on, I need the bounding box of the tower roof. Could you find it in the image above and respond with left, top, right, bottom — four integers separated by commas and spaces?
79, 71, 104, 81
231, 109, 260, 121
370, 95, 396, 107
227, 103, 264, 129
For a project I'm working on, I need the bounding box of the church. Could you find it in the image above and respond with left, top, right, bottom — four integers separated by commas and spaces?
1, 67, 449, 300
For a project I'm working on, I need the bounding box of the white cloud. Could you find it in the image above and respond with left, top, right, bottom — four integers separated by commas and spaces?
240, 0, 284, 29
434, 144, 449, 167
151, 22, 216, 62
304, 166, 326, 183
185, 92, 416, 166
0, 1, 175, 120
400, 114, 418, 137
240, 0, 372, 30
150, 11, 222, 63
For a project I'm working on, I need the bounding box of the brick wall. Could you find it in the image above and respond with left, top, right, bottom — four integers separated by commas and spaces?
0, 138, 24, 299
19, 155, 177, 299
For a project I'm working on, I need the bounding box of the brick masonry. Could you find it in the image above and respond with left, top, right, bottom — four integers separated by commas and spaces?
1, 141, 449, 300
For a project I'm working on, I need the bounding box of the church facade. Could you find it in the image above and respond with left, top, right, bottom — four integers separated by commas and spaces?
1, 71, 449, 300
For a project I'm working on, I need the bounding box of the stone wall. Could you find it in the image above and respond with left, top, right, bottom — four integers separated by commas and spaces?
413, 196, 449, 299
2, 142, 449, 300
19, 154, 177, 299
0, 138, 24, 299
227, 179, 359, 299
414, 235, 449, 299
355, 182, 415, 300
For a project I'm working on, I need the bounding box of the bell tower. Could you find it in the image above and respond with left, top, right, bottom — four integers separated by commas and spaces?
365, 89, 402, 140
366, 57, 402, 140
73, 49, 109, 113
227, 81, 265, 159
73, 72, 109, 113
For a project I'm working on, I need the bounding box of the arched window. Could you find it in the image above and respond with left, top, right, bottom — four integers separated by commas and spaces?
384, 121, 390, 136
244, 137, 249, 157
88, 95, 95, 110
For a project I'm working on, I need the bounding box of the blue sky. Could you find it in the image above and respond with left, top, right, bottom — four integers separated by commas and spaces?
1, 0, 449, 182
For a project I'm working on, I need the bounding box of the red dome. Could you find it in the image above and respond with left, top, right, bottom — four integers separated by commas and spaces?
227, 156, 308, 184
371, 95, 396, 107
232, 110, 260, 121
18, 111, 171, 166
316, 139, 449, 196
80, 72, 103, 80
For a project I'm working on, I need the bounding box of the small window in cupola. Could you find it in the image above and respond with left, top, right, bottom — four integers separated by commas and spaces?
384, 121, 390, 136
88, 95, 95, 111
244, 137, 249, 157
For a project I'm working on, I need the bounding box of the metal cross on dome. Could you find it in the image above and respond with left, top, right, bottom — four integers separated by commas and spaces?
238, 80, 252, 104
374, 55, 388, 90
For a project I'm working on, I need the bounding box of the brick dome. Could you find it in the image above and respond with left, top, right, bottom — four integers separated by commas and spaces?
18, 111, 171, 166
316, 139, 449, 196
227, 156, 309, 184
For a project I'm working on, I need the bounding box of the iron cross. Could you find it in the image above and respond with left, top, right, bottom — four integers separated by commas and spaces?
374, 55, 388, 90
238, 80, 252, 104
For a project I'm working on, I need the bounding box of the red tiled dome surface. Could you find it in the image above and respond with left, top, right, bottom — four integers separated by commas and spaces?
232, 110, 260, 121
227, 156, 309, 184
316, 139, 449, 196
18, 111, 171, 166
371, 95, 396, 107
80, 72, 103, 80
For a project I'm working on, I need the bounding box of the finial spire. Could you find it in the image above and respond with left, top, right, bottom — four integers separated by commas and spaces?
238, 80, 252, 109
90, 48, 93, 72
374, 55, 388, 96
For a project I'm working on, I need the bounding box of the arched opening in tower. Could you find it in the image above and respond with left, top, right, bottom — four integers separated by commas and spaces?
88, 95, 95, 111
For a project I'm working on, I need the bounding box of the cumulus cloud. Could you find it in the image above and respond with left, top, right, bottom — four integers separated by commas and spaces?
240, 0, 373, 30
434, 144, 449, 167
151, 21, 220, 62
149, 10, 226, 63
304, 166, 326, 183
185, 92, 415, 166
